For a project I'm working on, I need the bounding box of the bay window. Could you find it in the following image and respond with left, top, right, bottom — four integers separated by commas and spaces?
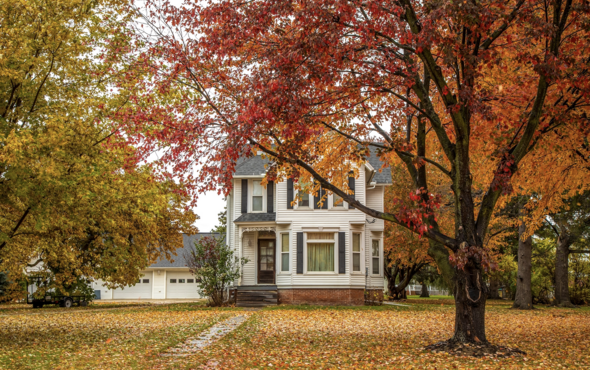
352, 233, 361, 272
307, 232, 335, 272
372, 239, 380, 275
281, 233, 290, 272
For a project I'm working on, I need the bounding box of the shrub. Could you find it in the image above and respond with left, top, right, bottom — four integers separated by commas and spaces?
185, 235, 248, 306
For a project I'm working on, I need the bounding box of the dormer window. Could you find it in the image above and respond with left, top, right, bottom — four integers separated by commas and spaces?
252, 180, 263, 212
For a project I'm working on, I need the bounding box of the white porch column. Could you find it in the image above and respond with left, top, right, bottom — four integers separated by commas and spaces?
238, 226, 243, 286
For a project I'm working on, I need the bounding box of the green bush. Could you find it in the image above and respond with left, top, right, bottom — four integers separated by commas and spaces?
185, 236, 248, 306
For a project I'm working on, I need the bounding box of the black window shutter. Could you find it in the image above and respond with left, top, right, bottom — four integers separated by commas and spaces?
267, 181, 274, 213
348, 172, 355, 209
297, 232, 303, 274
338, 232, 345, 274
287, 179, 294, 209
321, 187, 328, 209
241, 179, 248, 214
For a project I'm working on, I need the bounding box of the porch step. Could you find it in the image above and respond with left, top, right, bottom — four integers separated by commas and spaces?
236, 285, 277, 291
235, 286, 278, 307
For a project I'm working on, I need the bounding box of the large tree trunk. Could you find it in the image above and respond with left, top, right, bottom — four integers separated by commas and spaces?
420, 283, 430, 297
513, 222, 533, 309
554, 232, 574, 307
452, 267, 488, 343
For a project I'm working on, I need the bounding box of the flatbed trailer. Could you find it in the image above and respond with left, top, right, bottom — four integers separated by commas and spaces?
27, 294, 89, 308
26, 277, 89, 308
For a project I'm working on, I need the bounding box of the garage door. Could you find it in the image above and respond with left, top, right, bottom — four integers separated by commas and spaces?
113, 272, 152, 299
166, 272, 201, 299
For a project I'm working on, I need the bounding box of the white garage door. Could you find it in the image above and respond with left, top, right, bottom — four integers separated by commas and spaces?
113, 272, 152, 299
166, 272, 201, 299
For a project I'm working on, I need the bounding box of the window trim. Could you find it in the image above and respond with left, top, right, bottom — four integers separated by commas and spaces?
371, 239, 381, 276
351, 232, 363, 273
294, 181, 312, 210
250, 179, 266, 213
330, 193, 348, 210
279, 232, 290, 274
304, 232, 338, 274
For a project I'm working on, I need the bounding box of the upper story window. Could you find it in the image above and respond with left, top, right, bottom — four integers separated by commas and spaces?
298, 182, 310, 207
252, 180, 263, 212
333, 193, 344, 208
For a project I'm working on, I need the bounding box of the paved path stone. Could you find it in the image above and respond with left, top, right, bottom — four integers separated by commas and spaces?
383, 301, 411, 307
162, 315, 248, 357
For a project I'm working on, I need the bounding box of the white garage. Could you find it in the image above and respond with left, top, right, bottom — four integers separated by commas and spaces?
166, 271, 201, 299
112, 272, 153, 299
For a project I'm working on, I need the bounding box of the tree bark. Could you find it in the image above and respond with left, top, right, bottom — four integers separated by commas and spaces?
513, 222, 533, 309
487, 278, 500, 299
554, 232, 574, 307
420, 283, 430, 297
452, 267, 488, 343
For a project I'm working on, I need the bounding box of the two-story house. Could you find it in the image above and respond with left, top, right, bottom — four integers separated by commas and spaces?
227, 150, 391, 305
91, 150, 390, 305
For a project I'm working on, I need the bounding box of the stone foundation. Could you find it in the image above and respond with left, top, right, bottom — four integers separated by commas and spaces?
278, 288, 365, 305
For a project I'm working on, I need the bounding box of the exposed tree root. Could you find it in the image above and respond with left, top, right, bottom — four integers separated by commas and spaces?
425, 340, 526, 358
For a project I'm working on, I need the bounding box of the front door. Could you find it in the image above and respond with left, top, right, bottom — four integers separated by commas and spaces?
258, 239, 276, 284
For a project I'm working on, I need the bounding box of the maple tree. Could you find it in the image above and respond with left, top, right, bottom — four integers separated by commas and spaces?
123, 0, 590, 350
0, 0, 197, 298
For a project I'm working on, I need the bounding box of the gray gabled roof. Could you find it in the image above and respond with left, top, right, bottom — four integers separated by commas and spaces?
234, 155, 272, 177
234, 147, 392, 184
367, 146, 392, 184
150, 233, 221, 268
234, 213, 276, 223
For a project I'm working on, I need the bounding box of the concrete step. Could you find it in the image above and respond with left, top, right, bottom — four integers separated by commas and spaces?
237, 293, 277, 299
236, 301, 277, 307
236, 285, 277, 291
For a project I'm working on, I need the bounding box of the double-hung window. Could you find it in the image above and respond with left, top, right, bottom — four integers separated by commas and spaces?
352, 233, 361, 272
298, 182, 310, 207
371, 239, 380, 275
307, 232, 335, 272
281, 233, 290, 272
252, 180, 263, 211
333, 193, 344, 208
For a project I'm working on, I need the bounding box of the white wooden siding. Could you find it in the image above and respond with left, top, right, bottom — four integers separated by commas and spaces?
241, 231, 257, 285
228, 163, 385, 290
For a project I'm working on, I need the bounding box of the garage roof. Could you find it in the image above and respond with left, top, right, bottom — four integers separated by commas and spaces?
150, 233, 221, 268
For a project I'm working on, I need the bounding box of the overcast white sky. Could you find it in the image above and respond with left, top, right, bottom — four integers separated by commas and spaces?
193, 191, 226, 233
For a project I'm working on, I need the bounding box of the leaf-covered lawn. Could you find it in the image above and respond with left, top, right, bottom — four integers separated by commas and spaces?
169, 302, 590, 369
1, 301, 589, 369
0, 304, 235, 369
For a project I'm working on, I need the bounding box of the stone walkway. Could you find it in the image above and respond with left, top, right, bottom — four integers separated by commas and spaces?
163, 314, 248, 357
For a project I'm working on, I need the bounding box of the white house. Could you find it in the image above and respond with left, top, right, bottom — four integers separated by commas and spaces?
226, 149, 391, 305
95, 149, 391, 304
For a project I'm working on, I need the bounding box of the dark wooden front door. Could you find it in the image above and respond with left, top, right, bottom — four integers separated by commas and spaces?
258, 239, 276, 284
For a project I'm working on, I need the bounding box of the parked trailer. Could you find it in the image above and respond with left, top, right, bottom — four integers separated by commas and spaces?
26, 277, 89, 309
